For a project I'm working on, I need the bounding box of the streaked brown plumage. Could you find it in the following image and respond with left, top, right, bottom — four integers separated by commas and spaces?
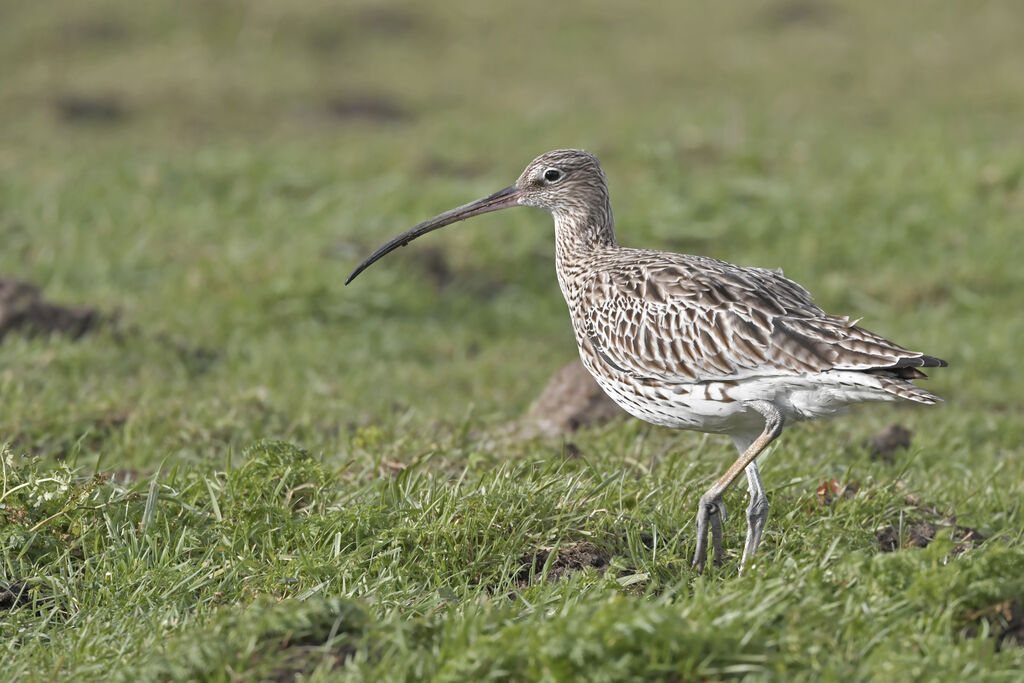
347, 148, 947, 572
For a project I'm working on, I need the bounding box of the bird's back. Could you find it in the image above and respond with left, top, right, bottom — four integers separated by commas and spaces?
561, 246, 946, 412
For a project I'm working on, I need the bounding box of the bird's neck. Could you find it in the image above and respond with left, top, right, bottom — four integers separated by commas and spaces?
553, 198, 616, 256
553, 199, 616, 303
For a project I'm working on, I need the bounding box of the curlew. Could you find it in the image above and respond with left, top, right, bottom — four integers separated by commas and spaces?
346, 149, 947, 572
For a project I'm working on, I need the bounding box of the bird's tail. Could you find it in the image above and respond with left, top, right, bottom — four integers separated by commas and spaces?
872, 373, 943, 405
863, 354, 947, 405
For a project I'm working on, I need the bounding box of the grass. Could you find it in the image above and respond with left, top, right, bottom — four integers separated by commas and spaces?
1, 0, 1023, 679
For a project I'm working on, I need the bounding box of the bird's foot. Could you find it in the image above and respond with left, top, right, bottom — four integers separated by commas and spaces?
692, 494, 727, 572
739, 494, 769, 574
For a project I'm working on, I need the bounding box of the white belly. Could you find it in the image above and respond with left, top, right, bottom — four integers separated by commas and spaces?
588, 365, 899, 435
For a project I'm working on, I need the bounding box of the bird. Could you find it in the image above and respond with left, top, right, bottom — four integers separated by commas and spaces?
346, 149, 947, 572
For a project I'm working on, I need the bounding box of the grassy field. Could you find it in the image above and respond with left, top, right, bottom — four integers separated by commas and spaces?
2, 1, 1024, 679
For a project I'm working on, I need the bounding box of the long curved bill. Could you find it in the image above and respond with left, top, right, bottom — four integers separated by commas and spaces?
345, 184, 521, 285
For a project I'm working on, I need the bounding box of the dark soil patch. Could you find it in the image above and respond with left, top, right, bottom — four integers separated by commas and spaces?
0, 278, 100, 341
306, 7, 422, 53
876, 481, 986, 556
516, 542, 610, 586
562, 442, 583, 459
353, 6, 422, 37
324, 94, 410, 124
0, 582, 30, 611
53, 93, 128, 124
61, 18, 128, 44
759, 1, 838, 29
515, 360, 623, 438
876, 522, 986, 554
964, 600, 1024, 651
632, 532, 656, 551
864, 424, 913, 462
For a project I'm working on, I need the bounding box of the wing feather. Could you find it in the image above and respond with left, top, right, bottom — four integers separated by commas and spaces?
580, 250, 944, 384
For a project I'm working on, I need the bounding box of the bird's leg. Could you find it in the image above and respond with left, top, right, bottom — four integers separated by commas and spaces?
692, 401, 783, 573
740, 460, 769, 574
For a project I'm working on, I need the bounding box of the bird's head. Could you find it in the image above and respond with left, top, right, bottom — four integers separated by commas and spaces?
512, 149, 609, 216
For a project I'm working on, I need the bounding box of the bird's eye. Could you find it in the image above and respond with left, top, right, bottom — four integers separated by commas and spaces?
543, 168, 563, 183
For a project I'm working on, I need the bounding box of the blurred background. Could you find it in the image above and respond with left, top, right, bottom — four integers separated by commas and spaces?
0, 0, 1022, 469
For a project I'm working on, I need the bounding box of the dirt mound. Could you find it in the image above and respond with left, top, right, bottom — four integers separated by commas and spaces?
324, 93, 410, 123
0, 278, 99, 341
876, 522, 985, 554
53, 93, 127, 124
516, 360, 623, 438
516, 542, 610, 586
864, 424, 913, 461
876, 481, 986, 555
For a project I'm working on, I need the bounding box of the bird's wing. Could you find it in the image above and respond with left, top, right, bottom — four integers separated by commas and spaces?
581, 251, 942, 384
